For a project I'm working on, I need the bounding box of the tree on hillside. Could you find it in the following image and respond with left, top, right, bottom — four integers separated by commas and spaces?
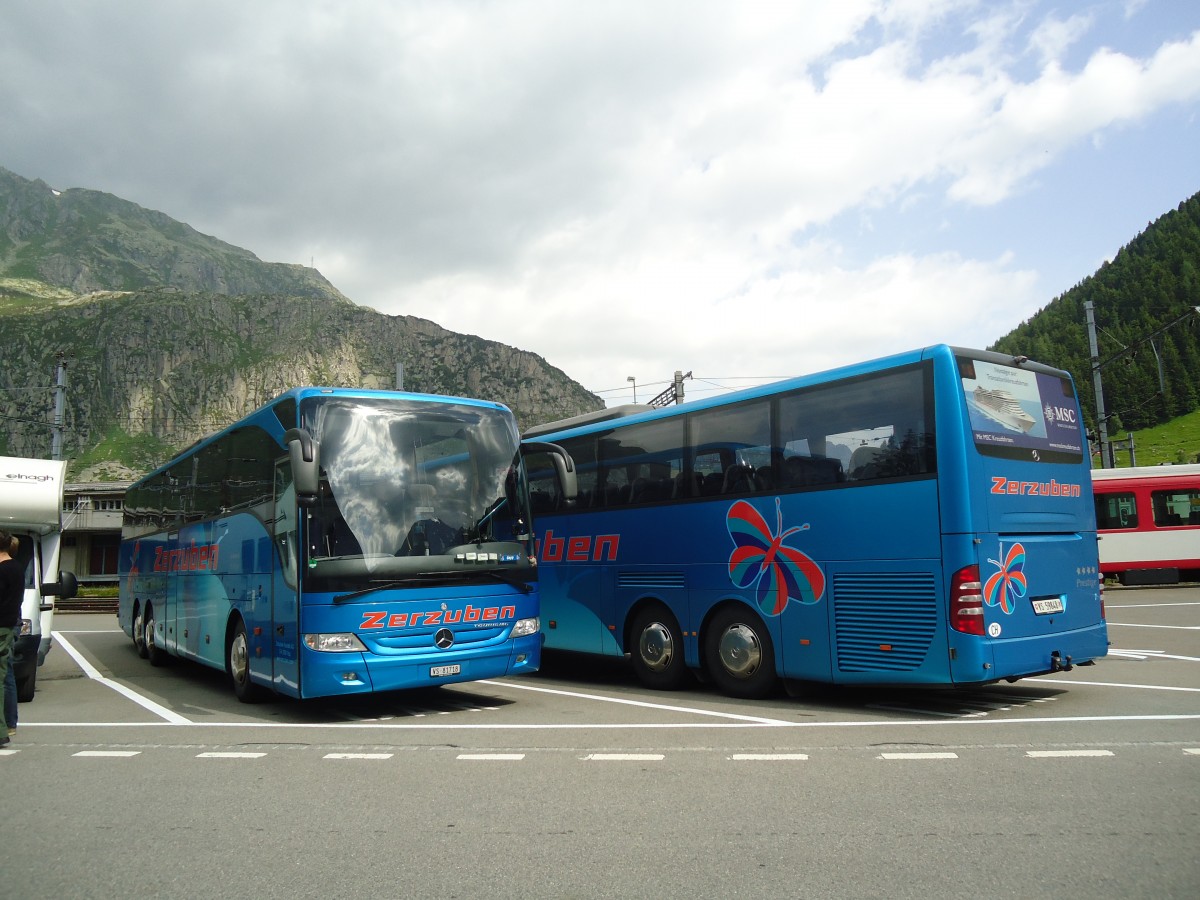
992, 192, 1200, 435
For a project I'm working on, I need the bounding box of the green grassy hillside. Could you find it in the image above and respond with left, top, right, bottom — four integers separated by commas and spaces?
1104, 407, 1200, 467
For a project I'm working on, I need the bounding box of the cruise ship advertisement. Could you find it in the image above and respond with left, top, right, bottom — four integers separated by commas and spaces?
961, 359, 1085, 462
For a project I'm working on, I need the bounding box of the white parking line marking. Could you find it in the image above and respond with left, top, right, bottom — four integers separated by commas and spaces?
730, 753, 809, 761
1108, 623, 1200, 631
324, 753, 394, 760
53, 631, 192, 725
22, 712, 1200, 731
1026, 749, 1114, 758
1108, 649, 1200, 662
879, 752, 959, 760
73, 750, 141, 758
478, 679, 795, 725
1185, 749, 1200, 755
1039, 679, 1200, 692
457, 753, 526, 760
584, 753, 664, 761
196, 752, 267, 759
867, 705, 974, 718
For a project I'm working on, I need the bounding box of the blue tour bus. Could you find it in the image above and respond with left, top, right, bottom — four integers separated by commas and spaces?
118, 387, 575, 701
523, 346, 1107, 698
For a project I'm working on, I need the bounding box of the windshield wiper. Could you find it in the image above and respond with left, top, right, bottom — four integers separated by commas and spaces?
466, 497, 507, 543
333, 575, 455, 604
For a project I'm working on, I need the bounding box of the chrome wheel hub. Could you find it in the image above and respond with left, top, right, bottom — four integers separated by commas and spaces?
638, 622, 675, 672
717, 624, 761, 678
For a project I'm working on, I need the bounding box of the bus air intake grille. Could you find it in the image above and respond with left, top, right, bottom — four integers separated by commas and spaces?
617, 572, 686, 589
832, 573, 938, 672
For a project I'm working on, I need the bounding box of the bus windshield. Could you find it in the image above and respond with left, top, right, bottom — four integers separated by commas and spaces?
302, 396, 531, 579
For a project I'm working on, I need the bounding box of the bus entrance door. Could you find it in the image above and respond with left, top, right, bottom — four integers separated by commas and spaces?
272, 460, 301, 694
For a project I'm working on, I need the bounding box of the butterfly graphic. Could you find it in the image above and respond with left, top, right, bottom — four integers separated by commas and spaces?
726, 498, 825, 616
984, 542, 1026, 615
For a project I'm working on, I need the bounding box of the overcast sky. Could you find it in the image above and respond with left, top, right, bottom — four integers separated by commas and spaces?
3, 1, 1199, 407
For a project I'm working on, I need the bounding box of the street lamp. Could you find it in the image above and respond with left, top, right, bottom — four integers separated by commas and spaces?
627, 376, 637, 403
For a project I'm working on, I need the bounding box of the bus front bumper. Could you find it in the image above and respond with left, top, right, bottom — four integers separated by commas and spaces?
299, 633, 542, 699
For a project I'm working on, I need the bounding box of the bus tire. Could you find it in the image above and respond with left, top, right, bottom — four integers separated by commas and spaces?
228, 619, 268, 703
629, 604, 693, 691
132, 603, 148, 658
16, 665, 36, 702
144, 605, 168, 667
704, 605, 777, 699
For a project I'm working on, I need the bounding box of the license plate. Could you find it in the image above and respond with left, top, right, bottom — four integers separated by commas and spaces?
430, 664, 461, 678
1031, 597, 1065, 615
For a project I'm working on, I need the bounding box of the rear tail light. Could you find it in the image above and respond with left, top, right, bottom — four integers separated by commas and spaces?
1099, 574, 1106, 620
950, 565, 985, 635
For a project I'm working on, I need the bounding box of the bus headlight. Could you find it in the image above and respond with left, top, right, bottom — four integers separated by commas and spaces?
303, 633, 368, 652
510, 617, 539, 638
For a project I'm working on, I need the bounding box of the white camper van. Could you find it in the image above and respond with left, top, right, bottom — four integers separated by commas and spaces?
1, 456, 78, 701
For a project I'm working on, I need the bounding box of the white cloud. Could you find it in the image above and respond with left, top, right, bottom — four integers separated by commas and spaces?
1, 1, 1198, 407
946, 29, 1200, 204
1029, 11, 1095, 65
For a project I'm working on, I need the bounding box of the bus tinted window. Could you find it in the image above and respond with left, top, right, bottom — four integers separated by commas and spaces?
1095, 492, 1138, 529
689, 400, 770, 496
958, 356, 1084, 463
598, 417, 685, 506
565, 436, 598, 508
778, 366, 934, 484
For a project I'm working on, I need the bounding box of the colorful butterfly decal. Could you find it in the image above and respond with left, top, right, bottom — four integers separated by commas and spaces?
984, 542, 1026, 615
726, 498, 825, 616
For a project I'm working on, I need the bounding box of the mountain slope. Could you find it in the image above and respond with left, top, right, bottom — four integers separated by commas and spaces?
0, 167, 602, 477
0, 166, 346, 301
991, 191, 1200, 433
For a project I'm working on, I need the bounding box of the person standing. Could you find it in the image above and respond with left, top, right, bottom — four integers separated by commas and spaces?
0, 530, 23, 747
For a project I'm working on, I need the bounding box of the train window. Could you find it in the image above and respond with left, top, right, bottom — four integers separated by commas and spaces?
1151, 488, 1200, 527
1094, 492, 1137, 529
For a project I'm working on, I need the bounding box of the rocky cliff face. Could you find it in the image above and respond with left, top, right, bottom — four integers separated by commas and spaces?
1, 167, 601, 478
1, 290, 601, 479
1, 166, 347, 301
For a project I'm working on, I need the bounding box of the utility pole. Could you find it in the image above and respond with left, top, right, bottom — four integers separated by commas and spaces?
1084, 301, 1112, 468
51, 354, 67, 461
648, 371, 692, 408
1086, 303, 1199, 469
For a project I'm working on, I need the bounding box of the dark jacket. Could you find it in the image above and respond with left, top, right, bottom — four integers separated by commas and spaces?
0, 558, 23, 629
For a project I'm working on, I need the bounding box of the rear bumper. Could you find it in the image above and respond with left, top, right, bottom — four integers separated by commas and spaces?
984, 621, 1108, 682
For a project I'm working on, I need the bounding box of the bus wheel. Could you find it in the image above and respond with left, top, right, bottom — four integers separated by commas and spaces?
228, 620, 268, 703
144, 606, 167, 667
704, 606, 776, 699
132, 604, 148, 658
630, 604, 693, 691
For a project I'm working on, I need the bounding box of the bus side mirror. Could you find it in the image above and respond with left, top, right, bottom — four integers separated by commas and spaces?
284, 428, 321, 506
520, 441, 578, 507
42, 570, 78, 600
